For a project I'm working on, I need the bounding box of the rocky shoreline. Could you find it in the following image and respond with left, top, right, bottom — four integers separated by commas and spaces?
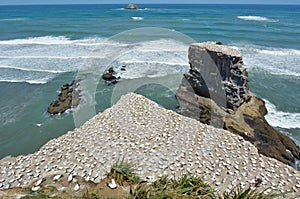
0, 93, 300, 197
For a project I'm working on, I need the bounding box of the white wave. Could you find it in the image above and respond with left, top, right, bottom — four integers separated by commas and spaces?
114, 63, 188, 79
256, 48, 300, 56
237, 16, 277, 22
236, 45, 300, 56
0, 65, 64, 74
112, 52, 189, 80
138, 39, 189, 52
0, 37, 190, 82
73, 37, 107, 46
33, 123, 43, 127
0, 36, 106, 45
0, 79, 48, 84
120, 60, 189, 66
113, 8, 148, 11
230, 44, 300, 77
0, 18, 27, 22
131, 17, 144, 21
0, 55, 93, 59
111, 40, 189, 79
0, 36, 74, 45
99, 39, 190, 80
111, 8, 125, 10
265, 99, 300, 129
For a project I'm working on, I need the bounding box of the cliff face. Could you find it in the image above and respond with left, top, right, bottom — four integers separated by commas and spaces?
184, 42, 250, 110
176, 42, 300, 166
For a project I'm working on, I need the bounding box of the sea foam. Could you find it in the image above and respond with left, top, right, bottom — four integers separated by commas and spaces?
131, 17, 144, 21
0, 65, 64, 74
0, 36, 105, 45
265, 99, 300, 129
0, 36, 190, 83
237, 16, 278, 22
232, 45, 300, 77
0, 18, 27, 22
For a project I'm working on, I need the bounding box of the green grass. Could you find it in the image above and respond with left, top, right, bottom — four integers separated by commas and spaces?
244, 70, 250, 90
129, 174, 215, 199
220, 188, 287, 199
21, 194, 62, 199
108, 158, 140, 185
220, 186, 290, 199
20, 160, 287, 199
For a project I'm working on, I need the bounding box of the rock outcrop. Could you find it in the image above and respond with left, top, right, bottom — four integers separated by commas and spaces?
176, 42, 300, 166
102, 67, 120, 85
183, 42, 250, 110
47, 80, 81, 115
125, 3, 139, 10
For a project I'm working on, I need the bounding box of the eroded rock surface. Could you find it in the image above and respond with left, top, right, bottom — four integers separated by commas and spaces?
176, 42, 300, 166
47, 80, 81, 114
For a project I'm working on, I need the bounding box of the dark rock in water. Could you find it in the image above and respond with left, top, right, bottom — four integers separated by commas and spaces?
176, 42, 300, 166
216, 41, 223, 45
108, 67, 115, 73
47, 80, 81, 115
125, 3, 139, 10
102, 67, 120, 85
121, 65, 126, 71
102, 73, 117, 81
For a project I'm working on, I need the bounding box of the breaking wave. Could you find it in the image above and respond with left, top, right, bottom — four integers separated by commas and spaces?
237, 16, 278, 22
0, 65, 64, 74
131, 17, 144, 21
0, 36, 190, 83
265, 99, 300, 129
0, 18, 27, 22
231, 45, 300, 77
0, 79, 48, 84
0, 36, 106, 45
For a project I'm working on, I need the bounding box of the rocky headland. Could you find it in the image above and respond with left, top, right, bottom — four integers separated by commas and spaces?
1, 42, 300, 198
176, 42, 300, 166
0, 93, 300, 198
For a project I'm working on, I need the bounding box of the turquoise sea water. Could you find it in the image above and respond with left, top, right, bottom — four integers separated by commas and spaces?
0, 4, 299, 159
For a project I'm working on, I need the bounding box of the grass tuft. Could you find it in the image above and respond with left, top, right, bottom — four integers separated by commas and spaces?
220, 185, 289, 199
108, 158, 140, 185
129, 174, 215, 199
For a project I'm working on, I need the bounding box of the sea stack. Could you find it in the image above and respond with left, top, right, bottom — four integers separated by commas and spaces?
125, 3, 139, 10
176, 42, 300, 166
47, 80, 81, 114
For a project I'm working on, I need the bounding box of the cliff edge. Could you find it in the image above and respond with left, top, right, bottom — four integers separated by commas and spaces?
0, 93, 300, 197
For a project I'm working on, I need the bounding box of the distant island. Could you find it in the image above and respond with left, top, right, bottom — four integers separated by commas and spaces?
125, 3, 140, 10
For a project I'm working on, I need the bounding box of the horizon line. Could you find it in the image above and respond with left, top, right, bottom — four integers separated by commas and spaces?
0, 3, 300, 6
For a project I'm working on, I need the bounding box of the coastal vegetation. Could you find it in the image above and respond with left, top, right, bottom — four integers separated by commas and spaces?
17, 160, 284, 199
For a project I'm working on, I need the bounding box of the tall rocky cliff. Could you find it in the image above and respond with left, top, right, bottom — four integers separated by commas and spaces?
176, 42, 300, 166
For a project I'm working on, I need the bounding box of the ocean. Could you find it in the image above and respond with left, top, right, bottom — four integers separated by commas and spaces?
0, 4, 299, 159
